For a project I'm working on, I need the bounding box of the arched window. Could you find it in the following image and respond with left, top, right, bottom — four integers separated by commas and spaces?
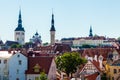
114, 69, 117, 74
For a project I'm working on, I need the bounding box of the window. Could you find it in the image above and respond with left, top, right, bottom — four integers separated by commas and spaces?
16, 32, 20, 35
112, 77, 114, 80
4, 60, 7, 64
17, 38, 19, 41
19, 60, 22, 65
114, 69, 117, 74
17, 55, 20, 58
35, 77, 39, 80
17, 69, 19, 74
22, 33, 24, 35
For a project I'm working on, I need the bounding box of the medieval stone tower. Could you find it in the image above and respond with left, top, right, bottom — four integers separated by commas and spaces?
50, 13, 56, 45
14, 10, 25, 45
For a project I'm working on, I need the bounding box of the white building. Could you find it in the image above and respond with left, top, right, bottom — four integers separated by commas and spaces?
8, 52, 27, 80
72, 36, 116, 47
0, 51, 12, 80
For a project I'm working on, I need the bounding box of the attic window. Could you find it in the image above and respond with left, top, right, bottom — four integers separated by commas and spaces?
33, 64, 40, 73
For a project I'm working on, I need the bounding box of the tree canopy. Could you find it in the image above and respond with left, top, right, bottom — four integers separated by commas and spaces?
11, 44, 22, 48
55, 52, 87, 77
39, 72, 48, 80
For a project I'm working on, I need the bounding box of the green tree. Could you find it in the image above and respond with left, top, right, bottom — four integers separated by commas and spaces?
40, 72, 48, 80
43, 42, 49, 46
56, 52, 87, 77
82, 44, 91, 48
117, 37, 120, 43
11, 44, 22, 48
11, 44, 17, 48
101, 73, 107, 80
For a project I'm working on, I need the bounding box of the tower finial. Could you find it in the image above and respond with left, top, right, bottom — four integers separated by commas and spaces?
52, 8, 53, 14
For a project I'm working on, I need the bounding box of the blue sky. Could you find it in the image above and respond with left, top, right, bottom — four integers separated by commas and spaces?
0, 0, 120, 43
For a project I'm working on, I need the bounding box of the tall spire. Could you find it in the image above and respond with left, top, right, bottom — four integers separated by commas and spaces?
18, 9, 22, 26
15, 9, 25, 31
50, 12, 55, 31
89, 26, 93, 37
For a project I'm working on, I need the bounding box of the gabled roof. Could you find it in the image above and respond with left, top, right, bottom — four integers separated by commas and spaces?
85, 72, 99, 80
91, 60, 101, 71
79, 60, 101, 76
26, 56, 53, 74
5, 40, 19, 46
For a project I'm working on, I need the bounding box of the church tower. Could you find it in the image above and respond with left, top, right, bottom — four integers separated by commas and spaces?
89, 26, 93, 37
50, 13, 56, 45
14, 10, 25, 45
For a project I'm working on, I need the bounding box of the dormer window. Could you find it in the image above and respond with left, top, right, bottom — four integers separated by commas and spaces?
33, 64, 40, 73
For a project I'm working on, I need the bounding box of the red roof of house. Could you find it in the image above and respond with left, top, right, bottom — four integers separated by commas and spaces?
26, 56, 53, 74
91, 60, 101, 71
85, 72, 99, 80
81, 48, 117, 61
79, 60, 101, 74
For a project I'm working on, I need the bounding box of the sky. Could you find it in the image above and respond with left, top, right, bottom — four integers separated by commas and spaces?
0, 0, 120, 43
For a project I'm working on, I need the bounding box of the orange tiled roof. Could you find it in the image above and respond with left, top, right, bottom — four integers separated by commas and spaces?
81, 48, 119, 61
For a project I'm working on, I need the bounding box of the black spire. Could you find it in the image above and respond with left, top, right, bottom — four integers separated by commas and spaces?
89, 26, 93, 37
15, 9, 25, 31
50, 13, 55, 31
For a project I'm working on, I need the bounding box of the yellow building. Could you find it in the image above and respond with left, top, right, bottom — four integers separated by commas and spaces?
106, 59, 120, 80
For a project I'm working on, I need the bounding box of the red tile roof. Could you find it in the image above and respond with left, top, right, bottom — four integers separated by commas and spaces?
26, 56, 53, 74
91, 60, 101, 72
81, 48, 117, 61
85, 72, 99, 80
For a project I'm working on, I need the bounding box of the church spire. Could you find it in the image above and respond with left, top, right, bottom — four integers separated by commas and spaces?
89, 26, 93, 37
50, 11, 56, 45
50, 12, 55, 31
15, 9, 25, 31
18, 9, 22, 26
